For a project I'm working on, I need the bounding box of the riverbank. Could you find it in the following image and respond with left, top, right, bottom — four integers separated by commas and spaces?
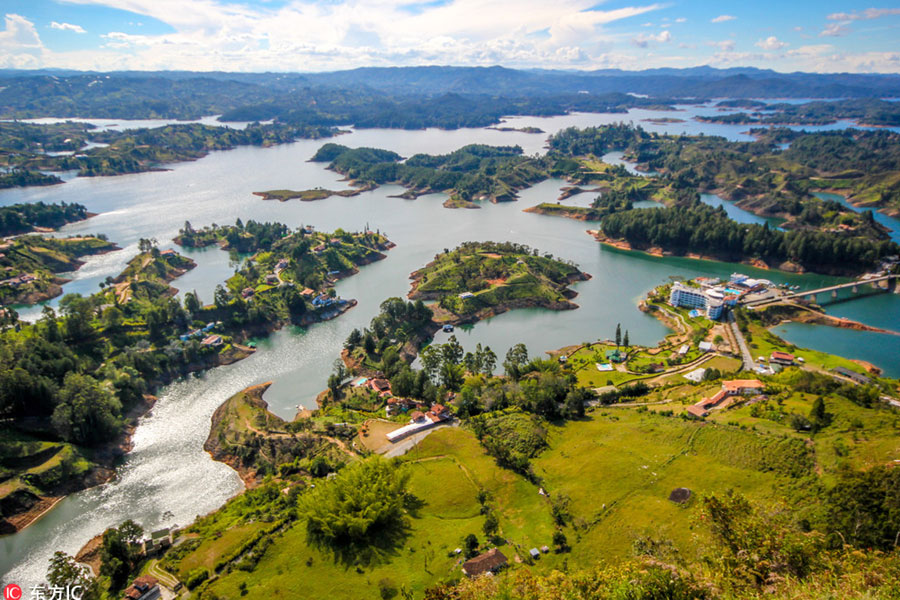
586, 229, 790, 272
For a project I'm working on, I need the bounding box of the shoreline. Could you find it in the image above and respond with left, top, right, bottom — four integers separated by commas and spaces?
585, 229, 882, 278
0, 243, 391, 534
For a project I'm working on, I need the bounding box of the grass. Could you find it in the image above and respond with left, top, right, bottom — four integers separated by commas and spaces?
746, 322, 875, 376
531, 409, 806, 563
357, 419, 404, 453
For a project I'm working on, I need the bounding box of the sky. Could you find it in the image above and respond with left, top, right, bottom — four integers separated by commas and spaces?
0, 0, 899, 73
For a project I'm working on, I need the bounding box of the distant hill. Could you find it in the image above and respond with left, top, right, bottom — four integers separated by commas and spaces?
1, 66, 899, 121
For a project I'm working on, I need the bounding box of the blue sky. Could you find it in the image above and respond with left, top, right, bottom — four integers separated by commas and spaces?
0, 0, 898, 72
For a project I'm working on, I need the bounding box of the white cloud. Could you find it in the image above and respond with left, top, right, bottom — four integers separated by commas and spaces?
0, 13, 45, 68
707, 39, 735, 51
35, 0, 672, 71
711, 15, 735, 23
674, 17, 686, 23
631, 29, 670, 47
827, 8, 900, 21
756, 36, 787, 51
50, 21, 87, 34
821, 22, 850, 37
787, 44, 833, 57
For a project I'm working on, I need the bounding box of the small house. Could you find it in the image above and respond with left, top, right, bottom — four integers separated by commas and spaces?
241, 287, 255, 298
123, 576, 160, 600
769, 351, 795, 366
698, 341, 714, 353
677, 344, 689, 356
265, 274, 280, 285
458, 292, 475, 300
159, 249, 176, 258
832, 366, 872, 385
529, 548, 541, 560
201, 335, 223, 347
462, 548, 508, 578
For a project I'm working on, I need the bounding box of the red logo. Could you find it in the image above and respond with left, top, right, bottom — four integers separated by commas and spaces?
3, 585, 22, 600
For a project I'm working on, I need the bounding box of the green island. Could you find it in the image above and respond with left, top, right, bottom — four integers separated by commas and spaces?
0, 234, 118, 306
74, 266, 900, 600
0, 121, 338, 186
0, 201, 93, 236
485, 126, 545, 133
408, 242, 590, 324
699, 98, 900, 127
592, 201, 899, 275
547, 123, 900, 222
251, 183, 375, 202
0, 222, 393, 534
310, 142, 576, 208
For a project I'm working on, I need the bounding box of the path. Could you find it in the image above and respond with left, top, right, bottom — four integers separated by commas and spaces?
380, 421, 458, 458
728, 312, 754, 371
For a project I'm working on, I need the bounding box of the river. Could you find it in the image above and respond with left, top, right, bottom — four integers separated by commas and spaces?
2, 105, 899, 585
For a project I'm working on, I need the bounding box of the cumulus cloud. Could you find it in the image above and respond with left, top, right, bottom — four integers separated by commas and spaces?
821, 22, 850, 37
50, 21, 87, 33
631, 29, 670, 47
707, 39, 735, 52
44, 0, 671, 70
756, 36, 787, 50
827, 8, 900, 21
0, 14, 45, 68
711, 15, 736, 23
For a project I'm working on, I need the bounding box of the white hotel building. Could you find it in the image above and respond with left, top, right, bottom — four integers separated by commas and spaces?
668, 281, 725, 320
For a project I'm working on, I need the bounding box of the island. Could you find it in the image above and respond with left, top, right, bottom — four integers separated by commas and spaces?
0, 234, 118, 306
309, 142, 575, 208
408, 241, 590, 324
0, 202, 93, 237
587, 202, 899, 276
251, 184, 374, 202
486, 126, 545, 133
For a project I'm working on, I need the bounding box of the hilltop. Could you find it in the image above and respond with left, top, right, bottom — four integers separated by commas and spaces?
408, 242, 590, 324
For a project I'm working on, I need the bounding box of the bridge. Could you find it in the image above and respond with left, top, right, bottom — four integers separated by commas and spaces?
744, 273, 898, 308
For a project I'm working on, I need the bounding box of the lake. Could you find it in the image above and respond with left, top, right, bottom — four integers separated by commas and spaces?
2, 105, 898, 586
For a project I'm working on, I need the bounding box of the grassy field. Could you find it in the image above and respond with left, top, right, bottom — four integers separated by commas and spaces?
531, 409, 813, 564
175, 427, 556, 599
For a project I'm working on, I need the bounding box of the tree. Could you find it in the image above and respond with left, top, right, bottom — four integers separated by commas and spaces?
623, 330, 630, 348
51, 373, 122, 446
184, 291, 201, 315
214, 284, 229, 309
482, 511, 499, 538
504, 343, 529, 380
439, 361, 464, 391
441, 335, 463, 366
615, 323, 622, 348
552, 530, 569, 553
47, 552, 98, 600
299, 458, 411, 555
464, 533, 479, 558
480, 346, 497, 376
137, 237, 157, 253
809, 397, 831, 432
100, 520, 144, 590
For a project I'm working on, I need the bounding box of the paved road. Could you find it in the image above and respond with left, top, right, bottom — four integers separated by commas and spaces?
728, 312, 754, 371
